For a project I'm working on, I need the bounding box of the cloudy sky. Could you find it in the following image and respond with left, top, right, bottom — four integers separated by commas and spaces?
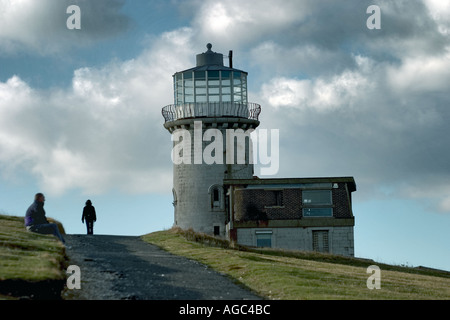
0, 0, 449, 271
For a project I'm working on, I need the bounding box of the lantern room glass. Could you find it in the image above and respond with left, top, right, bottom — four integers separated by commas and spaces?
174, 70, 248, 105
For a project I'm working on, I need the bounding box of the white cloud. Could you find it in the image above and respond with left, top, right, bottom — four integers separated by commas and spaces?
261, 67, 370, 112
248, 42, 348, 78
1, 0, 450, 215
438, 196, 450, 213
0, 0, 130, 55
387, 48, 450, 93
0, 76, 41, 167
0, 27, 196, 196
255, 45, 450, 211
423, 0, 450, 35
193, 0, 310, 48
190, 0, 450, 213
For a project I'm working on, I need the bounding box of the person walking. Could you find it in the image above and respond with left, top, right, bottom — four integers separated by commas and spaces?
25, 193, 66, 244
82, 200, 97, 235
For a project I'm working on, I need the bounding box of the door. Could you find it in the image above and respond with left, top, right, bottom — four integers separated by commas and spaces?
312, 230, 329, 253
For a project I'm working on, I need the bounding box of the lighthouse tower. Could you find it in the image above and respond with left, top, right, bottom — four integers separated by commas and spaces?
162, 44, 261, 236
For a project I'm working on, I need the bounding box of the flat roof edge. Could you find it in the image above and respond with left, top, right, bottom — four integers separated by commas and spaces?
224, 177, 357, 191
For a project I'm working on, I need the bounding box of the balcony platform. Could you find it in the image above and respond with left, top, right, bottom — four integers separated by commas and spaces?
162, 102, 261, 123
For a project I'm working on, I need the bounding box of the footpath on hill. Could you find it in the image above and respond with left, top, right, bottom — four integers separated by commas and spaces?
63, 234, 261, 300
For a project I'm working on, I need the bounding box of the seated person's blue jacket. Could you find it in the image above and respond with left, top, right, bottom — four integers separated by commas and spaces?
25, 200, 49, 227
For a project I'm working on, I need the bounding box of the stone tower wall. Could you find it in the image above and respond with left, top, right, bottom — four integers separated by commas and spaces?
171, 119, 258, 235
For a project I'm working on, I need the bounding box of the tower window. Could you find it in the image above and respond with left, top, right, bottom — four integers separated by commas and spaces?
213, 189, 220, 202
172, 189, 177, 206
209, 185, 224, 210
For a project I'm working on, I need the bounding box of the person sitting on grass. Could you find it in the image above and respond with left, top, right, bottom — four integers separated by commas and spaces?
25, 193, 66, 245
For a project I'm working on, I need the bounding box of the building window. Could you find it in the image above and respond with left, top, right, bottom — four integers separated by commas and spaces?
303, 208, 333, 217
265, 190, 283, 208
256, 230, 272, 248
312, 230, 329, 253
214, 226, 220, 236
273, 190, 283, 206
213, 189, 220, 202
208, 184, 223, 210
302, 190, 333, 217
303, 190, 331, 205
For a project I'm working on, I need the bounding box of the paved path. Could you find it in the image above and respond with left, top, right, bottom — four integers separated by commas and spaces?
63, 234, 261, 300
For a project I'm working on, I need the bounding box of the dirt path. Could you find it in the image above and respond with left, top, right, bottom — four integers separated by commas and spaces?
62, 234, 261, 300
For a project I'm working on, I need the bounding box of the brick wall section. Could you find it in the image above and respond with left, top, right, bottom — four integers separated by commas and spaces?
233, 183, 353, 221
234, 188, 302, 220
332, 184, 352, 218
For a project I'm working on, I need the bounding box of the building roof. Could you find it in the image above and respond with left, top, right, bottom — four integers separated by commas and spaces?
223, 176, 357, 192
174, 43, 248, 76
175, 64, 248, 75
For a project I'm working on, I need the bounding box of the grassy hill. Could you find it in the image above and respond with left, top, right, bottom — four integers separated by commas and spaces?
0, 214, 67, 299
142, 228, 450, 300
2, 213, 449, 300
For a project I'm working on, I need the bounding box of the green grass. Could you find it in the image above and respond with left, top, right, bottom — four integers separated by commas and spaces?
3, 214, 448, 300
142, 228, 450, 300
0, 214, 67, 299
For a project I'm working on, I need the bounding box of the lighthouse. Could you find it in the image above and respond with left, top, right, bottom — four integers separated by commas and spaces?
162, 44, 261, 236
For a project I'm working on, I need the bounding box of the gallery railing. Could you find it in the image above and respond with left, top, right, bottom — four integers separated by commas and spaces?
162, 102, 261, 123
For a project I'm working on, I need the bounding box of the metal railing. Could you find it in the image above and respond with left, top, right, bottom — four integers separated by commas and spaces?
162, 102, 261, 123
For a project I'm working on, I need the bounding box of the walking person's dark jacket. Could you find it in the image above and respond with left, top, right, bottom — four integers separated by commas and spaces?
82, 205, 96, 223
82, 200, 96, 234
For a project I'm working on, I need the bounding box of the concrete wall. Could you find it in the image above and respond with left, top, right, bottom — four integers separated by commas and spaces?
236, 226, 354, 257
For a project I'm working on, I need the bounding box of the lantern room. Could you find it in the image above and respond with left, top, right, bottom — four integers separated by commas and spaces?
173, 43, 248, 105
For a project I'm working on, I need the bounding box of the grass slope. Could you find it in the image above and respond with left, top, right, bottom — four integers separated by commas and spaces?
0, 214, 67, 299
142, 228, 450, 300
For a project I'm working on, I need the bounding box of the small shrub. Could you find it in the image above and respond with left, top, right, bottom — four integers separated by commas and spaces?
170, 227, 248, 251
